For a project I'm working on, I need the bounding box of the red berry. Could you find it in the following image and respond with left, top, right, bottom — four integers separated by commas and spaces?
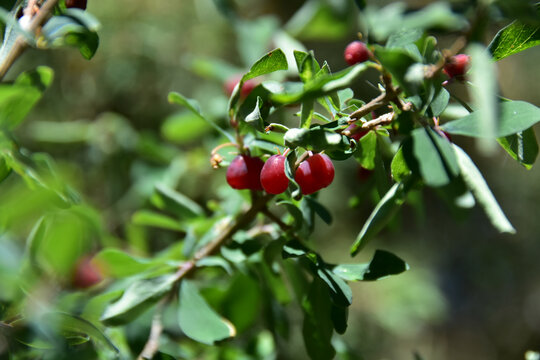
72, 256, 102, 289
443, 54, 470, 80
345, 124, 368, 141
295, 153, 335, 195
260, 155, 289, 194
226, 155, 264, 190
65, 0, 87, 10
224, 75, 257, 98
344, 41, 370, 65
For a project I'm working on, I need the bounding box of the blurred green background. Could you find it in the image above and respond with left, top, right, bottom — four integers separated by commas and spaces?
3, 0, 540, 359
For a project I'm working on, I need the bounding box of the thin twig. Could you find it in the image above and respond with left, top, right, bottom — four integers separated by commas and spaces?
137, 302, 165, 360
138, 193, 274, 359
174, 193, 274, 281
0, 0, 59, 80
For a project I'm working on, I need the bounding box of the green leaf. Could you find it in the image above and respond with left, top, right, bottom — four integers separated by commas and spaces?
161, 111, 212, 144
351, 176, 416, 255
497, 128, 538, 169
333, 249, 409, 281
442, 100, 540, 138
365, 2, 467, 42
178, 280, 236, 345
412, 127, 459, 187
0, 66, 54, 129
245, 96, 266, 132
27, 208, 95, 278
429, 87, 450, 117
298, 52, 320, 84
42, 312, 118, 354
285, 0, 352, 41
168, 91, 235, 142
101, 274, 177, 326
0, 154, 11, 184
354, 130, 377, 170
488, 20, 540, 61
242, 48, 288, 81
330, 304, 348, 334
468, 44, 498, 152
386, 28, 423, 61
316, 267, 352, 307
41, 11, 100, 59
132, 210, 185, 232
94, 248, 158, 278
151, 183, 204, 219
373, 46, 418, 95
390, 145, 412, 182
182, 54, 240, 81
302, 278, 336, 360
270, 63, 370, 105
452, 144, 516, 234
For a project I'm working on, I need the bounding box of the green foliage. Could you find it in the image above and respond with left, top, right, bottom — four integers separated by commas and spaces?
0, 0, 539, 359
488, 17, 540, 61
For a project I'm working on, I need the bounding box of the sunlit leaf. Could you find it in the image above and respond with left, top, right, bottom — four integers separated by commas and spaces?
488, 19, 540, 61
101, 274, 177, 326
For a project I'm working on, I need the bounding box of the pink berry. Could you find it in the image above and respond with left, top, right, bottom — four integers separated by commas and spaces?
345, 124, 368, 141
226, 155, 264, 190
344, 41, 370, 65
295, 153, 335, 195
260, 155, 290, 194
72, 256, 102, 289
443, 54, 470, 80
224, 75, 257, 98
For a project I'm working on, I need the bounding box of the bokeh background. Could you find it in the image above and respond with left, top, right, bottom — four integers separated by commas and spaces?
4, 0, 540, 359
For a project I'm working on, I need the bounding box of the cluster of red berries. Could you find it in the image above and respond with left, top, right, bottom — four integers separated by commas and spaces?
66, 0, 87, 10
226, 153, 335, 195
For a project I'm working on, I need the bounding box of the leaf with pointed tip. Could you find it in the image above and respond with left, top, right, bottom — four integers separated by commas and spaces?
452, 144, 516, 234
334, 249, 409, 281
101, 274, 177, 326
152, 183, 204, 219
488, 19, 540, 61
169, 91, 234, 142
442, 100, 540, 138
351, 176, 416, 255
